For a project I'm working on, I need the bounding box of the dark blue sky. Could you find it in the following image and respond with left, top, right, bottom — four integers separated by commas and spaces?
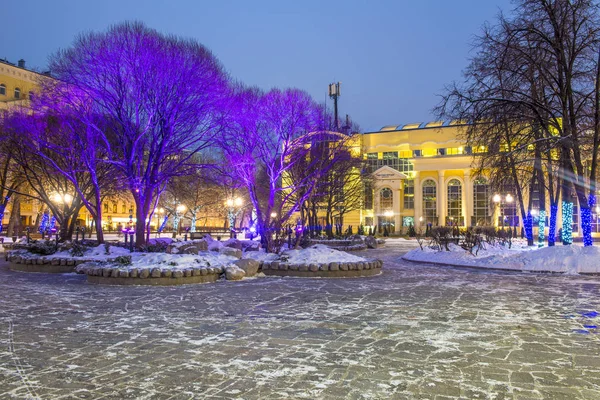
2, 0, 512, 131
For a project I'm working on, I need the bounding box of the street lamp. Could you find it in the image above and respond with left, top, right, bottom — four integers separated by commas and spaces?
493, 193, 513, 230
225, 197, 244, 238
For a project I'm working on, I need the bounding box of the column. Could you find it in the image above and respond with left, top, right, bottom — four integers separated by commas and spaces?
414, 171, 422, 230
463, 169, 472, 227
438, 170, 446, 226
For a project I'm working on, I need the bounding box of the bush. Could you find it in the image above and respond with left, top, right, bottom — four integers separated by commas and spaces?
69, 241, 89, 257
139, 242, 168, 253
112, 255, 132, 265
27, 240, 58, 255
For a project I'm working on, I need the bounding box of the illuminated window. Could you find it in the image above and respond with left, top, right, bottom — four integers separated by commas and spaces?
398, 150, 412, 158
104, 203, 109, 213
403, 179, 414, 209
422, 180, 437, 225
113, 204, 117, 213
447, 147, 464, 155
14, 87, 20, 99
0, 84, 5, 96
473, 146, 488, 154
364, 185, 373, 209
367, 153, 378, 160
472, 178, 490, 226
380, 188, 393, 211
383, 151, 398, 159
447, 179, 463, 225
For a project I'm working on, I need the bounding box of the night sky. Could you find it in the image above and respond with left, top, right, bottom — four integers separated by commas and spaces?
2, 0, 512, 131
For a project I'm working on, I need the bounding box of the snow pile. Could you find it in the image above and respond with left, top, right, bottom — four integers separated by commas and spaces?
404, 242, 600, 274
244, 244, 367, 264
125, 252, 237, 271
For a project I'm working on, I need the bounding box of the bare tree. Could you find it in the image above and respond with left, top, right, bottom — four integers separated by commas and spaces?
223, 86, 337, 252
48, 22, 230, 246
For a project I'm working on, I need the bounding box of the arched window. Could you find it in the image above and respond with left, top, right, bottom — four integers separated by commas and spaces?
380, 188, 393, 211
103, 203, 109, 214
122, 204, 126, 214
113, 204, 118, 213
447, 179, 463, 225
14, 87, 20, 99
0, 84, 5, 96
422, 179, 437, 225
473, 178, 490, 226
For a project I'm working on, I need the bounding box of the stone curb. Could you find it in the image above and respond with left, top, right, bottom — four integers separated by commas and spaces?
401, 256, 600, 275
258, 259, 383, 278
79, 263, 225, 285
7, 253, 88, 273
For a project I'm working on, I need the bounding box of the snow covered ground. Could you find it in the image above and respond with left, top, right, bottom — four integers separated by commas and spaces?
243, 244, 368, 264
403, 240, 600, 274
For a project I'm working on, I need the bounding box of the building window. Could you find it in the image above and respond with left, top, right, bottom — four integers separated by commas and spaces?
380, 188, 393, 211
122, 204, 126, 213
0, 84, 5, 96
413, 150, 422, 157
447, 147, 464, 155
422, 179, 437, 225
447, 179, 463, 225
403, 179, 414, 209
28, 91, 34, 101
113, 204, 118, 213
437, 148, 446, 156
14, 87, 20, 99
104, 203, 109, 214
473, 178, 490, 226
366, 152, 414, 174
364, 185, 373, 209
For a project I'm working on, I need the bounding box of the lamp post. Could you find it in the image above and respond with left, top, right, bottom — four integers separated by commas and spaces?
226, 197, 244, 238
493, 193, 513, 230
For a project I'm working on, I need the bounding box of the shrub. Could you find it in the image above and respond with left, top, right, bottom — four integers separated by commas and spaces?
113, 255, 132, 265
27, 240, 58, 255
139, 242, 168, 253
70, 241, 89, 257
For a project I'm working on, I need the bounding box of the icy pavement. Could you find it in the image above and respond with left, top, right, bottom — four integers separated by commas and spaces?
2, 240, 600, 399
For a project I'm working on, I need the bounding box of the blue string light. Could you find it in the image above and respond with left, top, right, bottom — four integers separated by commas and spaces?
538, 210, 546, 247
581, 207, 593, 246
524, 211, 533, 243
561, 201, 573, 245
548, 204, 558, 246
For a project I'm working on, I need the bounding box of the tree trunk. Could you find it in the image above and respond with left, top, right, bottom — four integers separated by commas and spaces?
7, 196, 21, 238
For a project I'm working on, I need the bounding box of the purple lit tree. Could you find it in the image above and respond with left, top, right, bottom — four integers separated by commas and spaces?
222, 86, 339, 252
47, 22, 230, 246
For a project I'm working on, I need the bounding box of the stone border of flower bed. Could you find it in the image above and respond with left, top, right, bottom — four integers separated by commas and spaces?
7, 253, 89, 273
83, 265, 222, 286
307, 240, 367, 252
260, 259, 383, 278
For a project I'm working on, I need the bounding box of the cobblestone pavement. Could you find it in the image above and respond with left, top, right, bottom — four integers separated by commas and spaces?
3, 241, 600, 399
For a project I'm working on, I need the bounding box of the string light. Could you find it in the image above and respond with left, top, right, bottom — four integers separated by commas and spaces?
548, 204, 558, 246
581, 207, 593, 246
561, 201, 573, 245
538, 210, 546, 247
524, 211, 533, 243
